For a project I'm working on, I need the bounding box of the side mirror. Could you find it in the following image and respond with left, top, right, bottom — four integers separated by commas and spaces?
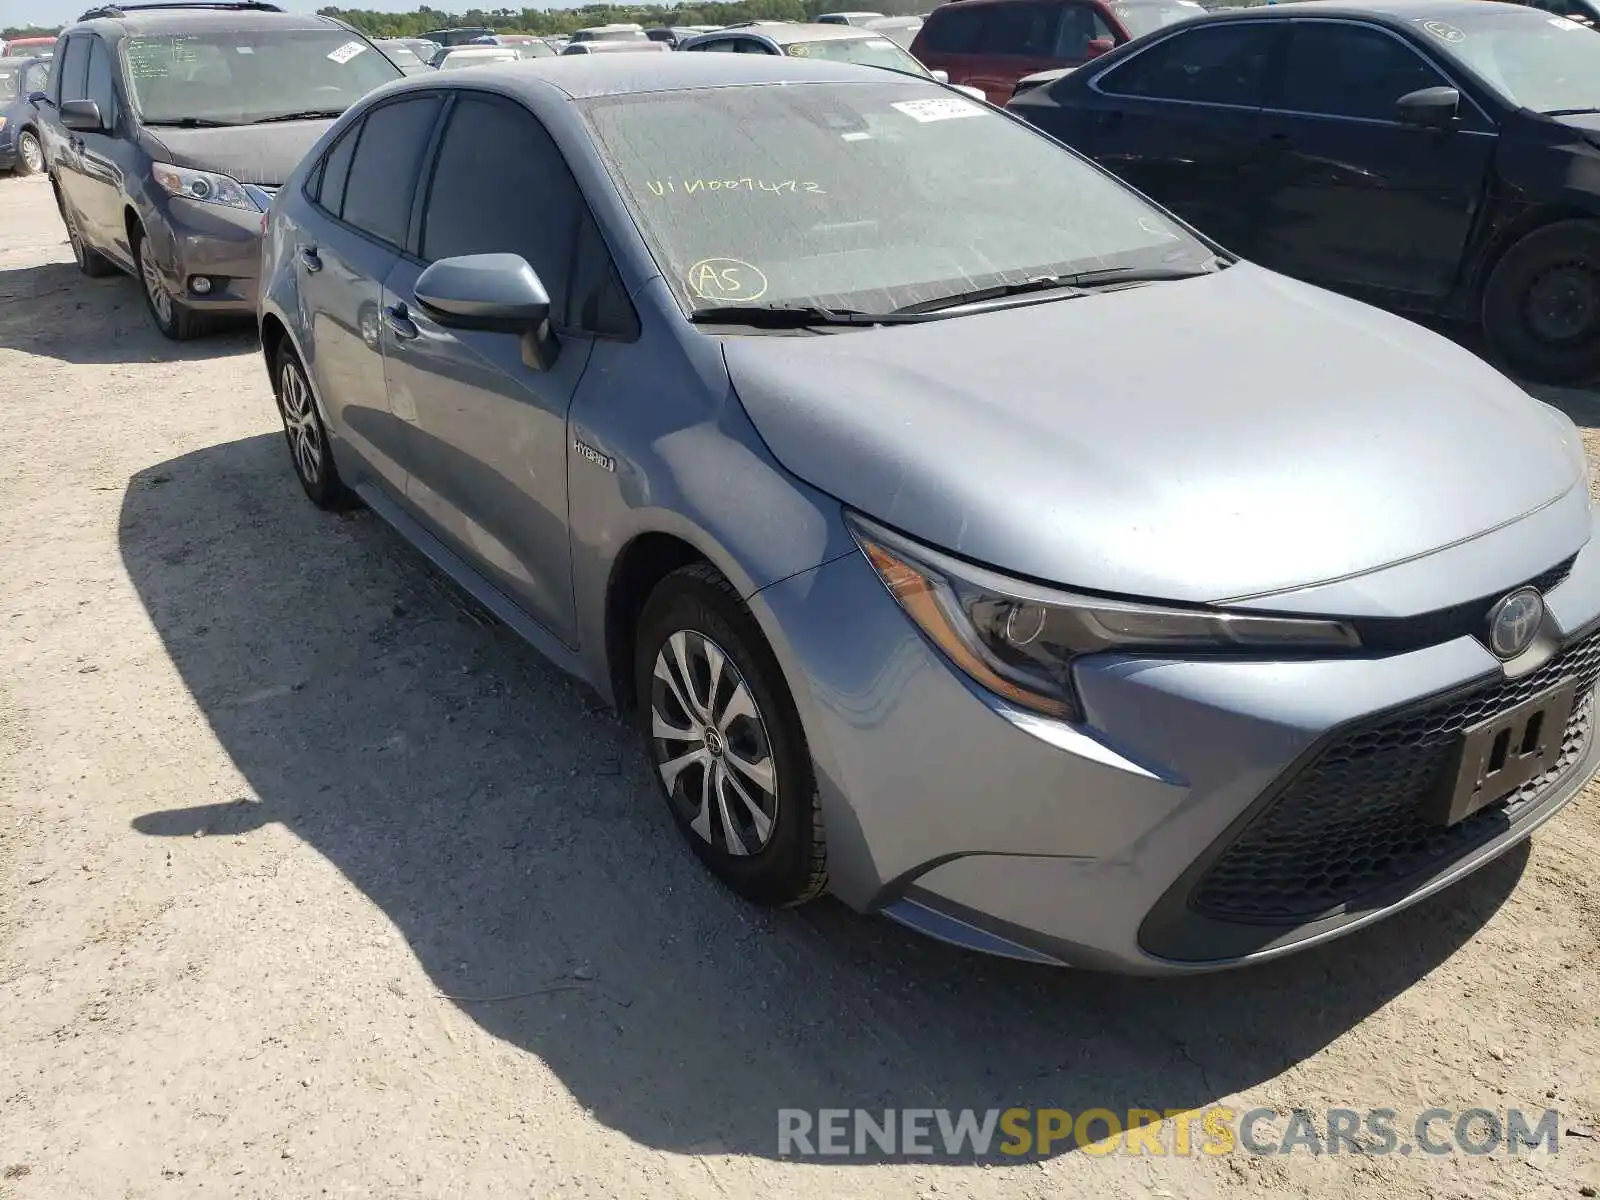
1084, 36, 1114, 59
27, 90, 49, 106
414, 253, 560, 369
60, 99, 104, 132
929, 68, 950, 83
1396, 85, 1459, 130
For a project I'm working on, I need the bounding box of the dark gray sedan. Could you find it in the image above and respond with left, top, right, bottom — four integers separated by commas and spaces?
258, 54, 1600, 973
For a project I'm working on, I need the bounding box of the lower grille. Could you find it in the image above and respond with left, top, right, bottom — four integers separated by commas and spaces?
1192, 629, 1600, 924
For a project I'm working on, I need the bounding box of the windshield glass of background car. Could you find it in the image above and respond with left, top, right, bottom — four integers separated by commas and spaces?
1110, 0, 1206, 37
0, 67, 21, 101
1419, 9, 1600, 112
122, 30, 402, 124
582, 81, 1212, 315
783, 36, 928, 74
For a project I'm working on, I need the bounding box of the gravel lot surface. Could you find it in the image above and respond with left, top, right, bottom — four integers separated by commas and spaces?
3, 170, 1600, 1200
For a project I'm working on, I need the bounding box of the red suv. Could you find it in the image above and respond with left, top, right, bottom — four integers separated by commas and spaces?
911, 0, 1205, 104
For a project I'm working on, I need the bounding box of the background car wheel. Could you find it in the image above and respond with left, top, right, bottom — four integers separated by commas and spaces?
16, 129, 43, 176
634, 563, 827, 908
55, 186, 116, 278
132, 223, 203, 341
1483, 220, 1600, 385
274, 341, 355, 511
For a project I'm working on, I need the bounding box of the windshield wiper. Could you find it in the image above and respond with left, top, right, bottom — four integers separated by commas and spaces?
141, 117, 240, 128
894, 260, 1226, 315
1542, 107, 1600, 116
688, 304, 936, 327
248, 109, 347, 124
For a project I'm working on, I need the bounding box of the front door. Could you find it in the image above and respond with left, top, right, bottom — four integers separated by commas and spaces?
384, 93, 596, 645
1251, 20, 1495, 302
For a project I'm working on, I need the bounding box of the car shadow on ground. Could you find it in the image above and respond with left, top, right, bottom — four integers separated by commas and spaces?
121, 432, 1528, 1163
0, 260, 254, 365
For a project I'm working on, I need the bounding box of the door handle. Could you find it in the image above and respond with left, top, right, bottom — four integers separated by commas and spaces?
382, 303, 419, 341
297, 246, 322, 273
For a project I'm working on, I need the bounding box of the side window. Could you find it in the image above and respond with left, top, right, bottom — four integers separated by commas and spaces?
85, 37, 116, 126
917, 6, 987, 52
694, 39, 740, 52
339, 95, 442, 246
976, 3, 1063, 56
1098, 23, 1276, 106
421, 96, 601, 330
55, 35, 89, 104
1278, 23, 1449, 122
314, 120, 360, 216
1053, 4, 1115, 57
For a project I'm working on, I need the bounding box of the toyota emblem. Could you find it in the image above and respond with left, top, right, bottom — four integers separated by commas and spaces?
1486, 588, 1545, 660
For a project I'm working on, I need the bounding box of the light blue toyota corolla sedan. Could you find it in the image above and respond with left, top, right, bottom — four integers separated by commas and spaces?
258, 54, 1600, 973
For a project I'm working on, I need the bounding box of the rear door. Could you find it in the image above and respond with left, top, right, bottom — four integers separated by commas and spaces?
966, 2, 1112, 105
1082, 20, 1281, 256
1252, 19, 1496, 302
296, 92, 443, 496
381, 92, 597, 645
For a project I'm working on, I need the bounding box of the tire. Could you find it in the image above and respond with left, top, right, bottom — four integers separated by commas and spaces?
274, 340, 356, 511
634, 563, 827, 908
56, 185, 116, 278
16, 129, 43, 177
1483, 219, 1600, 385
132, 221, 203, 341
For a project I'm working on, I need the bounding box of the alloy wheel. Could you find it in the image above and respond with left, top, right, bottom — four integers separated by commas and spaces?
279, 359, 324, 486
649, 629, 779, 856
18, 132, 42, 175
139, 238, 174, 326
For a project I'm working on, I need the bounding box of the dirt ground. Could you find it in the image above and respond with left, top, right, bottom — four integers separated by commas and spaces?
4, 169, 1600, 1200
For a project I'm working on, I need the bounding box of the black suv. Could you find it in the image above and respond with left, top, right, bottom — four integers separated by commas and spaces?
37, 1, 400, 339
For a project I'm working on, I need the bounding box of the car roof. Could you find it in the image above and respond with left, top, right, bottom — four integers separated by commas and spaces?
404, 52, 920, 100
1188, 0, 1539, 19
719, 21, 899, 41
66, 5, 343, 36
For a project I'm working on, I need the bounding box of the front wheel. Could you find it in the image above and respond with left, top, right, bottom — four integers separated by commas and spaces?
132, 222, 203, 340
1483, 220, 1600, 385
634, 563, 827, 907
16, 129, 43, 176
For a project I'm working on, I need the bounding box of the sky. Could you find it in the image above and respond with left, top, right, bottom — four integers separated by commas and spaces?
1, 0, 593, 32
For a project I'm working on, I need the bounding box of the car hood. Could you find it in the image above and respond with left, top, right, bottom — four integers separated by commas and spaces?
722, 263, 1585, 604
142, 119, 335, 187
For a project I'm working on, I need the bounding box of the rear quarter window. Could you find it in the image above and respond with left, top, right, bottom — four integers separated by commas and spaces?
917, 5, 988, 52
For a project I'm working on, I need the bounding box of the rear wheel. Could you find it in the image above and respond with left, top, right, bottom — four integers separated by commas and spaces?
275, 341, 355, 510
56, 185, 116, 278
634, 564, 827, 907
1483, 219, 1600, 385
132, 221, 203, 340
16, 129, 43, 176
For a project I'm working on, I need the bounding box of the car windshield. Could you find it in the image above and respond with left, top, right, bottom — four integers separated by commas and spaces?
438, 48, 519, 67
582, 80, 1215, 316
122, 30, 402, 125
781, 35, 930, 75
1424, 9, 1600, 113
378, 42, 426, 71
0, 66, 25, 102
1110, 0, 1207, 37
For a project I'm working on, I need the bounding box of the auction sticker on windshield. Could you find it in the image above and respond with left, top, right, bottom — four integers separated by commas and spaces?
327, 40, 368, 64
891, 97, 982, 123
687, 258, 768, 302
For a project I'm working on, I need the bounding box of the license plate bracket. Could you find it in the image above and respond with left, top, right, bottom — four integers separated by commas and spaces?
1432, 678, 1579, 826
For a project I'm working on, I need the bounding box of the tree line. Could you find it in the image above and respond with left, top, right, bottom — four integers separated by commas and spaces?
7, 0, 931, 42
314, 1, 930, 38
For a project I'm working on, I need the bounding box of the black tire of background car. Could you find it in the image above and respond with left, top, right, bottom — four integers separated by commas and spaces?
55, 185, 117, 278
274, 341, 358, 511
634, 562, 828, 908
132, 223, 204, 341
15, 129, 42, 176
1483, 219, 1600, 386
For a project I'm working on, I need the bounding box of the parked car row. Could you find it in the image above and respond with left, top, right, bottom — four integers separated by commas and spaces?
0, 54, 49, 174
23, 2, 1600, 973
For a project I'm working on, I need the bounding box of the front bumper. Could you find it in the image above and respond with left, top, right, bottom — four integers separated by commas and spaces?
752, 513, 1600, 974
144, 193, 270, 314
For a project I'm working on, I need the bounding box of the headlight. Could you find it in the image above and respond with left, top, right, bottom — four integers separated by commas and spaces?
847, 513, 1360, 722
152, 161, 259, 211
